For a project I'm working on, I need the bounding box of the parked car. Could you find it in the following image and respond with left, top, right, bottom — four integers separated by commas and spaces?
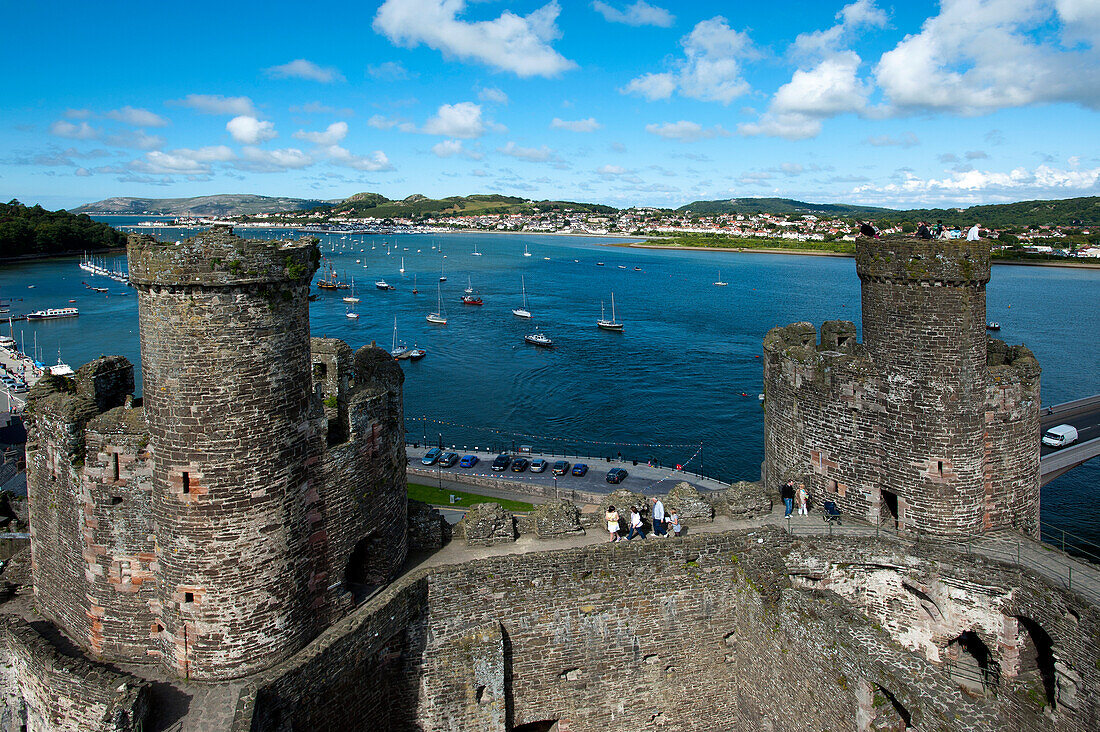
1042, 424, 1079, 448
552, 460, 571, 475
492, 454, 512, 471
530, 458, 548, 473
571, 463, 589, 477
605, 467, 628, 484
438, 451, 459, 468
421, 447, 442, 466
511, 457, 530, 473
459, 454, 479, 468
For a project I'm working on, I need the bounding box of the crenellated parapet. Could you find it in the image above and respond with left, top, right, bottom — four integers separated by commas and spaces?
764, 237, 1040, 538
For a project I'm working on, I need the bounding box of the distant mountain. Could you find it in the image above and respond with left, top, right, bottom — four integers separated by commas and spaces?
325, 192, 616, 218
71, 194, 336, 217
677, 197, 893, 217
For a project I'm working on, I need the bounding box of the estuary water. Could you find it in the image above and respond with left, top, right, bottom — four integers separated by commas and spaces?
2, 219, 1097, 542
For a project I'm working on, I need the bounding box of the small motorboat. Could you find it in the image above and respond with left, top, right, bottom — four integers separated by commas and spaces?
987, 322, 1001, 331
375, 279, 391, 290
462, 294, 483, 305
407, 346, 426, 360
525, 331, 553, 348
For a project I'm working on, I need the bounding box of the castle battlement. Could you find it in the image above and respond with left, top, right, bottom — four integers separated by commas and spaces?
764, 238, 1039, 538
127, 225, 319, 288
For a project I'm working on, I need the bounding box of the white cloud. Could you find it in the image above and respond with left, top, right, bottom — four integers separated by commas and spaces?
497, 142, 555, 162
226, 116, 277, 144
171, 94, 256, 116
64, 108, 91, 119
622, 72, 677, 101
645, 120, 729, 142
597, 164, 629, 176
325, 145, 395, 171
852, 164, 1100, 205
864, 132, 920, 147
622, 17, 753, 104
131, 147, 233, 175
592, 1, 674, 27
373, 0, 576, 78
239, 147, 314, 172
104, 129, 166, 150
290, 101, 354, 116
478, 87, 509, 104
431, 139, 483, 159
294, 121, 349, 145
550, 117, 600, 132
875, 0, 1100, 114
737, 113, 823, 141
265, 59, 345, 83
771, 52, 870, 117
423, 102, 488, 138
368, 61, 414, 80
791, 0, 887, 59
49, 120, 98, 140
105, 106, 169, 127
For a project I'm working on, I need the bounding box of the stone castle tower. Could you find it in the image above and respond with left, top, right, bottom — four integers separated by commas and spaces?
763, 238, 1041, 536
24, 226, 409, 681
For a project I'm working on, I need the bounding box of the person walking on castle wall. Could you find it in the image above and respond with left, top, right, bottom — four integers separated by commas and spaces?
781, 480, 795, 517
606, 505, 621, 542
669, 509, 681, 537
796, 483, 810, 516
967, 223, 981, 241
650, 496, 667, 537
626, 506, 645, 540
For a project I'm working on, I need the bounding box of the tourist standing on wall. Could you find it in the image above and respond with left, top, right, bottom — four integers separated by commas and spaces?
626, 506, 645, 540
650, 496, 667, 536
796, 483, 810, 516
781, 480, 795, 517
606, 505, 621, 542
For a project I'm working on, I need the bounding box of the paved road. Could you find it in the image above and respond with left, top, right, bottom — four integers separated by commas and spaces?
1041, 399, 1100, 457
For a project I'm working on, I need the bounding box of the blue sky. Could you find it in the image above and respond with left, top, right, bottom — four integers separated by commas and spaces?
3, 0, 1098, 210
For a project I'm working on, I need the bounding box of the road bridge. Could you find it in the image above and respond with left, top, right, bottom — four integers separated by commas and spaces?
1040, 395, 1100, 486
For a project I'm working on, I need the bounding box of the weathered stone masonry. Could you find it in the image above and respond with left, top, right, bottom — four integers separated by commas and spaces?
764, 238, 1041, 537
16, 226, 409, 688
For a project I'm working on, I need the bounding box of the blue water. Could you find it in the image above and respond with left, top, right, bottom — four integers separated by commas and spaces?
2, 219, 1097, 543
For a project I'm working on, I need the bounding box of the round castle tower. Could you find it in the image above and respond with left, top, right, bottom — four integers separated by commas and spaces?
128, 225, 321, 679
855, 238, 991, 535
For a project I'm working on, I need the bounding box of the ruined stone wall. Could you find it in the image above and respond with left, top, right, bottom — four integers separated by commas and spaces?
130, 228, 324, 680
764, 239, 1040, 537
0, 616, 149, 732
24, 357, 135, 656
984, 342, 1042, 535
80, 406, 157, 661
232, 528, 1100, 732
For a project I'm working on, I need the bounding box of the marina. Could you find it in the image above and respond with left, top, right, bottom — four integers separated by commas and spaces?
2, 225, 1098, 543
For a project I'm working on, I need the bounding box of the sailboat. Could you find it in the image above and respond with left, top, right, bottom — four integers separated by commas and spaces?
412, 274, 419, 294
462, 276, 482, 305
464, 276, 474, 295
714, 270, 728, 286
597, 293, 623, 331
512, 276, 532, 318
439, 261, 447, 282
345, 304, 359, 320
342, 279, 360, 303
399, 257, 405, 275
390, 317, 408, 359
427, 283, 447, 324
523, 243, 532, 257
472, 242, 482, 256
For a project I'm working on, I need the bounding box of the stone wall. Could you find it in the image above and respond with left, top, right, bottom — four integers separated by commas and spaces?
237, 527, 1099, 731
763, 238, 1041, 537
0, 616, 149, 731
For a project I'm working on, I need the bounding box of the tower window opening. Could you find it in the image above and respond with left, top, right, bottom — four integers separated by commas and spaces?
181, 472, 190, 494
937, 460, 944, 476
111, 452, 120, 481
184, 592, 194, 604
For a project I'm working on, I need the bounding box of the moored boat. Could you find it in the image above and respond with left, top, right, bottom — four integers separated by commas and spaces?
525, 331, 553, 347
27, 307, 78, 320
596, 293, 623, 332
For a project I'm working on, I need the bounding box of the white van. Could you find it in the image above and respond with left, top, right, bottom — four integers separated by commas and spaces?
1042, 424, 1079, 448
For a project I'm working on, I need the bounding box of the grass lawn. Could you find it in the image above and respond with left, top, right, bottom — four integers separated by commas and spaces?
408, 482, 535, 512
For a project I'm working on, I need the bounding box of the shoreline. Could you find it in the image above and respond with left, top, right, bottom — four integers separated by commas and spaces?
624, 242, 1100, 269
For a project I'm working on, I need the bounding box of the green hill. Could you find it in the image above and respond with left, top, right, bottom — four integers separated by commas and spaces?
324, 192, 615, 218
677, 197, 893, 217
1, 200, 127, 258
71, 194, 335, 217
